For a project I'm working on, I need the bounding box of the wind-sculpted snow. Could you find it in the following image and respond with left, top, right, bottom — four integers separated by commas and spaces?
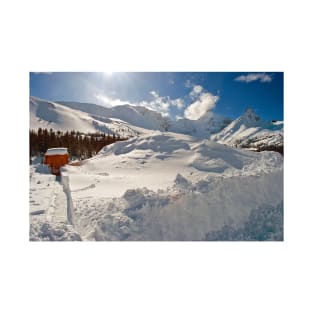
105, 133, 282, 179
99, 133, 191, 156
205, 201, 283, 241
70, 170, 283, 241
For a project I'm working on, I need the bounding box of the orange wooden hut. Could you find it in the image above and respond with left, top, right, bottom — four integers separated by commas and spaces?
44, 148, 69, 175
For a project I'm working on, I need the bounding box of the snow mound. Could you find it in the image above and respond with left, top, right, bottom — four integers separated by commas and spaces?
65, 131, 283, 195
99, 132, 191, 156
99, 132, 282, 177
66, 132, 283, 241
74, 168, 283, 241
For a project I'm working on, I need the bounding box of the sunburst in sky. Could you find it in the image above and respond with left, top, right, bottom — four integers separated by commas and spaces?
30, 72, 283, 121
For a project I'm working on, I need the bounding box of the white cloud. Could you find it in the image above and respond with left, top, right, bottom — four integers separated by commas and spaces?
171, 98, 184, 109
96, 90, 186, 117
146, 91, 186, 115
144, 91, 170, 114
184, 92, 219, 120
95, 94, 130, 107
193, 85, 203, 93
96, 92, 172, 115
150, 90, 159, 98
189, 85, 203, 98
234, 73, 273, 83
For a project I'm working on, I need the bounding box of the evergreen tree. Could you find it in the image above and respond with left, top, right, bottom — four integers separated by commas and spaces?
29, 128, 128, 159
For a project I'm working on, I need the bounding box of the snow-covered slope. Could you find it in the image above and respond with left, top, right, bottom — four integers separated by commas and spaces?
30, 97, 283, 149
51, 131, 283, 241
30, 96, 284, 156
30, 96, 146, 137
58, 100, 172, 132
54, 99, 233, 137
211, 108, 284, 150
30, 96, 235, 137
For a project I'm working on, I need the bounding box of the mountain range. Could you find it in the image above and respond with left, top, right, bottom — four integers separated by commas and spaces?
30, 96, 283, 151
211, 108, 283, 151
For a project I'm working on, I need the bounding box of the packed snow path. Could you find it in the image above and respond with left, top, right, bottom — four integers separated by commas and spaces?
29, 163, 81, 241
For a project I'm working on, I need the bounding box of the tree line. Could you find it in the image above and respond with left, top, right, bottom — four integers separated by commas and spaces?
256, 144, 284, 156
235, 136, 284, 156
30, 128, 128, 160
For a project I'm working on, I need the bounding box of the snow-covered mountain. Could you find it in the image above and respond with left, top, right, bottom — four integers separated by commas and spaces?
57, 100, 172, 132
30, 97, 283, 152
30, 96, 147, 137
60, 100, 233, 137
211, 108, 284, 151
31, 96, 233, 137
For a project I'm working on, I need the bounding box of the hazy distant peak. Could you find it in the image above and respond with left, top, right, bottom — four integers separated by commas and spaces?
242, 107, 259, 122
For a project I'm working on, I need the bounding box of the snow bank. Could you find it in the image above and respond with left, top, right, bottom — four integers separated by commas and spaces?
70, 170, 283, 241
205, 201, 283, 241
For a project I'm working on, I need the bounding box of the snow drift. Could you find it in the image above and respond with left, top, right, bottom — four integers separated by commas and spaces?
62, 132, 283, 241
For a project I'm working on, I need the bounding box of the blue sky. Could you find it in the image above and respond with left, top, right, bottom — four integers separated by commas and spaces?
30, 72, 283, 121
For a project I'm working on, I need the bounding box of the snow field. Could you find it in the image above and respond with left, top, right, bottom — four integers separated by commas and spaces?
62, 132, 283, 240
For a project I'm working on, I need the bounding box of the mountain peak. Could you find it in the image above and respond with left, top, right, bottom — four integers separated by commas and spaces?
242, 107, 259, 122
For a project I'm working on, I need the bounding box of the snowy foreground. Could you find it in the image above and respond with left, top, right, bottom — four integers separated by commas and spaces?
30, 132, 283, 241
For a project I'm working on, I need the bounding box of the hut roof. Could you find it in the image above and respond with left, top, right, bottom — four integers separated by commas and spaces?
45, 148, 68, 156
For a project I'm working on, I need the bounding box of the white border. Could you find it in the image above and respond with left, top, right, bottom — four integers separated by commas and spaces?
1, 1, 312, 312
